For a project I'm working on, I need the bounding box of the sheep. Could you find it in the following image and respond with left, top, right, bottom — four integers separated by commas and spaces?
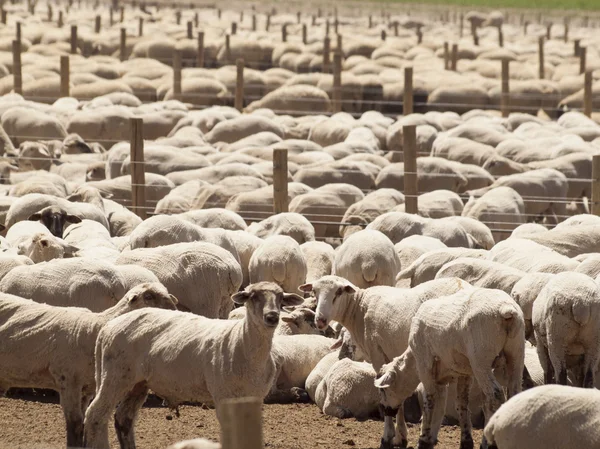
246, 212, 315, 244
333, 229, 401, 288
435, 257, 526, 294
268, 334, 337, 403
27, 205, 83, 238
116, 242, 243, 318
229, 305, 318, 337
0, 283, 178, 448
510, 272, 555, 342
395, 248, 488, 287
249, 235, 307, 293
532, 272, 600, 387
83, 282, 304, 449
489, 238, 578, 273
178, 208, 247, 231
5, 220, 79, 263
300, 241, 335, 282
393, 235, 447, 275
484, 385, 600, 449
301, 275, 470, 447
374, 287, 525, 449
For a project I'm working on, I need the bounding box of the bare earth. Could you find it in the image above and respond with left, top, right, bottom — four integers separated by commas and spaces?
0, 392, 482, 449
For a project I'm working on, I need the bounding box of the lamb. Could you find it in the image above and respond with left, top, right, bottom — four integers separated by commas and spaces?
374, 287, 525, 449
83, 282, 304, 449
116, 242, 243, 318
268, 334, 337, 403
435, 257, 526, 294
249, 235, 307, 293
228, 305, 318, 337
532, 272, 600, 387
484, 385, 600, 449
0, 283, 178, 448
333, 229, 401, 288
301, 275, 470, 447
300, 241, 335, 282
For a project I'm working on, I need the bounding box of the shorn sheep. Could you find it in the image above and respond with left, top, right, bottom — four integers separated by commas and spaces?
0, 283, 179, 448
375, 287, 525, 449
83, 282, 304, 449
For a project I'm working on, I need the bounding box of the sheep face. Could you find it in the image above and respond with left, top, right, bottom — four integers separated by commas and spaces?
28, 206, 82, 238
86, 162, 106, 181
280, 308, 318, 335
124, 282, 180, 311
67, 185, 108, 204
17, 232, 76, 263
62, 134, 93, 154
18, 142, 54, 171
374, 350, 417, 412
299, 275, 357, 331
232, 282, 304, 329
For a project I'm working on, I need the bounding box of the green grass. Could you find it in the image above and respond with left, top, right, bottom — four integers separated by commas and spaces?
367, 0, 599, 10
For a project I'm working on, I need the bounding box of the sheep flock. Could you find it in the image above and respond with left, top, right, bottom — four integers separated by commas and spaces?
2, 2, 600, 449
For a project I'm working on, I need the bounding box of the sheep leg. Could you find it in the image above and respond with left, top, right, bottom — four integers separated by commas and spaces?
379, 408, 398, 449
536, 343, 555, 384
583, 352, 599, 389
60, 385, 84, 448
503, 337, 525, 399
417, 384, 446, 449
546, 336, 568, 386
114, 381, 149, 449
456, 376, 473, 449
394, 405, 408, 448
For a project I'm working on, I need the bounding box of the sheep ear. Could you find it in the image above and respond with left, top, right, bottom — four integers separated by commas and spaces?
374, 371, 395, 389
232, 291, 251, 305
65, 214, 82, 224
169, 294, 179, 305
282, 292, 304, 307
301, 309, 316, 319
28, 213, 41, 221
280, 316, 295, 324
298, 283, 313, 293
343, 284, 356, 294
330, 338, 343, 350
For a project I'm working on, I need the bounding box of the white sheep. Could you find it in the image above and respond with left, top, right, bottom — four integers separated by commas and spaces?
484, 385, 600, 449
510, 272, 554, 342
435, 257, 526, 293
300, 240, 335, 282
5, 220, 78, 263
532, 272, 600, 387
228, 305, 318, 336
333, 229, 401, 288
301, 275, 470, 447
249, 235, 307, 293
83, 282, 304, 449
0, 283, 178, 448
375, 287, 525, 449
247, 212, 315, 244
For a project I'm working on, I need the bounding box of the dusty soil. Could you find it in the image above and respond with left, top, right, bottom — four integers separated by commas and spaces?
0, 391, 482, 449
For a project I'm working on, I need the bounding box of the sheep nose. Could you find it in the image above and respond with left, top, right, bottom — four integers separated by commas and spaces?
263, 312, 279, 327
315, 316, 327, 330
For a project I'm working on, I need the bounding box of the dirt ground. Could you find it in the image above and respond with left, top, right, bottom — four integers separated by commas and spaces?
0, 391, 482, 449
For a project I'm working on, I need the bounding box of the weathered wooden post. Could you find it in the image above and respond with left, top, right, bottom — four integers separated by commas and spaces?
265, 14, 270, 31
1, 9, 7, 25
60, 55, 69, 97
323, 37, 330, 73
332, 51, 342, 113
584, 71, 593, 117
593, 155, 600, 216
70, 25, 77, 54
302, 24, 307, 44
501, 59, 510, 118
459, 13, 463, 37
403, 125, 418, 214
95, 14, 101, 33
381, 29, 386, 41
282, 23, 287, 42
225, 34, 231, 63
538, 36, 545, 79
546, 23, 552, 40
231, 22, 237, 35
471, 22, 479, 46
273, 150, 288, 214
138, 17, 143, 36
498, 25, 504, 47
580, 46, 587, 74
235, 58, 244, 112
109, 7, 113, 26
404, 66, 413, 115
120, 5, 124, 22
336, 33, 342, 55
12, 40, 21, 95
451, 43, 458, 71
58, 10, 63, 27
120, 28, 126, 61
220, 397, 263, 449
443, 42, 449, 70
130, 118, 146, 220
16, 21, 21, 44
187, 21, 193, 39
173, 50, 182, 99
574, 39, 581, 57
197, 32, 204, 67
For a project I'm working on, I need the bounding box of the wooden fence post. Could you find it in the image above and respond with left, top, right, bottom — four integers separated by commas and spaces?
459, 13, 463, 37
538, 36, 545, 79
282, 23, 287, 42
225, 34, 231, 63
47, 4, 52, 21
120, 28, 126, 61
58, 10, 63, 27
94, 14, 101, 33
498, 25, 504, 47
323, 37, 330, 73
173, 50, 182, 99
187, 21, 193, 39
593, 154, 600, 216
501, 59, 510, 118
584, 71, 593, 117
60, 55, 69, 97
546, 23, 552, 40
394, 22, 398, 36
235, 58, 244, 112
194, 12, 198, 28
1, 9, 6, 25
231, 22, 237, 35
197, 31, 204, 67
564, 22, 569, 42
273, 149, 288, 214
16, 21, 21, 44
265, 14, 270, 32
138, 17, 143, 36
332, 51, 342, 113
302, 24, 307, 44
120, 5, 124, 22
471, 22, 478, 46
580, 47, 587, 74
403, 125, 418, 215
404, 66, 413, 115
381, 29, 386, 41
220, 397, 263, 449
574, 39, 581, 57
252, 14, 256, 31
450, 43, 458, 71
336, 34, 342, 55
109, 7, 113, 26
130, 118, 146, 220
443, 42, 449, 70
12, 40, 21, 95
70, 25, 77, 54
368, 15, 372, 28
